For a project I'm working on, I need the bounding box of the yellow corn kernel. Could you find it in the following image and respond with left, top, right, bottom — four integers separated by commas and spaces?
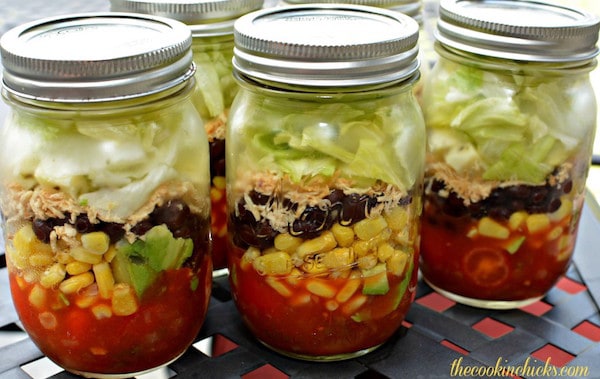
90, 347, 108, 356
352, 240, 372, 257
341, 294, 367, 315
325, 300, 339, 311
556, 248, 573, 262
550, 197, 573, 222
526, 214, 551, 234
478, 217, 510, 239
336, 278, 361, 303
28, 252, 55, 267
210, 187, 223, 202
274, 233, 303, 253
384, 206, 409, 232
103, 246, 118, 263
331, 223, 355, 247
66, 261, 92, 276
286, 268, 304, 286
13, 224, 36, 255
39, 312, 57, 330
509, 211, 528, 231
40, 263, 66, 288
29, 285, 46, 309
59, 272, 95, 294
353, 216, 388, 241
6, 244, 28, 270
241, 247, 261, 271
357, 254, 378, 270
547, 226, 563, 241
387, 251, 409, 276
377, 243, 395, 263
92, 304, 113, 320
81, 231, 110, 255
305, 279, 336, 298
112, 283, 139, 316
70, 246, 103, 265
321, 248, 355, 269
466, 227, 478, 239
289, 293, 312, 307
558, 235, 573, 251
93, 262, 115, 299
76, 290, 98, 309
370, 228, 392, 248
56, 252, 74, 265
296, 231, 337, 259
265, 276, 292, 297
213, 176, 226, 190
252, 251, 292, 276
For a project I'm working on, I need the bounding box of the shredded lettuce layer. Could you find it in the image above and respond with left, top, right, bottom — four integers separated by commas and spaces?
422, 60, 596, 183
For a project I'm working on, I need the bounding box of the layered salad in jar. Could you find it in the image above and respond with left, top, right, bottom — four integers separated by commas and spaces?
227, 90, 425, 359
0, 99, 212, 375
420, 59, 596, 305
190, 39, 238, 269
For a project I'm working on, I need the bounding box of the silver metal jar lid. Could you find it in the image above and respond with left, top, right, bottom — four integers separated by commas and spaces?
0, 13, 194, 102
233, 4, 420, 87
281, 0, 422, 21
436, 0, 600, 62
110, 0, 265, 36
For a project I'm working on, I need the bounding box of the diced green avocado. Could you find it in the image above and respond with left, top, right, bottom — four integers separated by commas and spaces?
111, 243, 158, 297
362, 263, 390, 295
504, 236, 526, 254
110, 225, 194, 297
144, 225, 193, 272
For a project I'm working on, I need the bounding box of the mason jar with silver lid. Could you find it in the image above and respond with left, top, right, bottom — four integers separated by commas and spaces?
0, 13, 212, 377
420, 0, 600, 309
227, 4, 425, 361
110, 0, 264, 271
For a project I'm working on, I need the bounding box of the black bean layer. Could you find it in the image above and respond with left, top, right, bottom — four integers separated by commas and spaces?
229, 189, 413, 250
425, 177, 572, 222
209, 139, 226, 179
31, 199, 207, 245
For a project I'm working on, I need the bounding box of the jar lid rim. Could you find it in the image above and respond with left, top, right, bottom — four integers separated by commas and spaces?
109, 0, 264, 35
436, 0, 600, 62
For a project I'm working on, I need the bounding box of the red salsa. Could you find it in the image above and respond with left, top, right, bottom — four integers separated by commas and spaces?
421, 177, 581, 303
229, 244, 417, 357
9, 259, 211, 375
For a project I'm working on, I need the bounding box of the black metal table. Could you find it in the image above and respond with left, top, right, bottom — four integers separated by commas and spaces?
1, 1, 600, 378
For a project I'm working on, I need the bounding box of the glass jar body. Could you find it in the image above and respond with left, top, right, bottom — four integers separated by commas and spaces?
190, 34, 236, 270
0, 82, 213, 377
420, 45, 597, 309
226, 77, 426, 360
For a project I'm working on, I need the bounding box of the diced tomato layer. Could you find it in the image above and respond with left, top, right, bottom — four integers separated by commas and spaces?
420, 202, 580, 301
9, 255, 211, 376
228, 246, 417, 357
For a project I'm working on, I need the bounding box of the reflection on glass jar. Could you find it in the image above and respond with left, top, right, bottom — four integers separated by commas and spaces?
420, 0, 600, 309
227, 5, 424, 361
110, 0, 264, 271
0, 13, 212, 378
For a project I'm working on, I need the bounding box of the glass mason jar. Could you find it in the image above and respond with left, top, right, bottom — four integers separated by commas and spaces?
0, 13, 212, 378
227, 5, 425, 361
420, 0, 600, 309
110, 0, 264, 272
